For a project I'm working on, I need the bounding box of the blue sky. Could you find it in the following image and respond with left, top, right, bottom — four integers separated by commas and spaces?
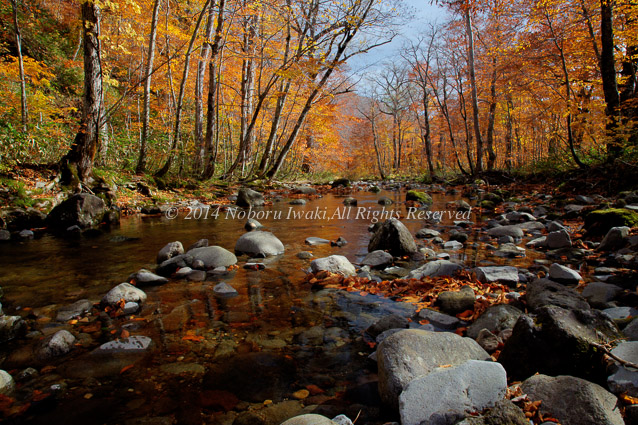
347, 0, 448, 74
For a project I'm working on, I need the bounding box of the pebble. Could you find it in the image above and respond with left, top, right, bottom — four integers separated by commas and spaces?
292, 389, 310, 400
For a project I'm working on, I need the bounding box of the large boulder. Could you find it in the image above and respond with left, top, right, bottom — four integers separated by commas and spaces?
187, 246, 237, 269
46, 194, 107, 230
1, 207, 46, 231
399, 360, 507, 425
368, 218, 417, 256
525, 278, 589, 311
235, 231, 284, 257
310, 255, 356, 277
406, 260, 462, 279
467, 304, 523, 339
585, 208, 638, 237
498, 305, 621, 381
377, 329, 490, 408
236, 188, 265, 208
521, 374, 624, 425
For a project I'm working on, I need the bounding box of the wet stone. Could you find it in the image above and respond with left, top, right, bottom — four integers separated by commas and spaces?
213, 282, 238, 298
93, 336, 153, 355
56, 299, 93, 322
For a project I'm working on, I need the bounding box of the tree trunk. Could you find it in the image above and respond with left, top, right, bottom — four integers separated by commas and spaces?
60, 1, 103, 184
10, 0, 27, 133
486, 59, 497, 170
465, 6, 483, 174
600, 0, 622, 157
194, 3, 216, 173
155, 0, 211, 178
505, 98, 513, 171
136, 0, 161, 174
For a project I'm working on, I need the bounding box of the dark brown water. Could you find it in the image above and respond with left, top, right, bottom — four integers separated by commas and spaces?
0, 188, 535, 425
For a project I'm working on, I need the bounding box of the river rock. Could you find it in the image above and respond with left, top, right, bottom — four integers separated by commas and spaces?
377, 329, 490, 408
406, 190, 432, 205
188, 246, 237, 268
474, 266, 519, 286
245, 218, 262, 231
476, 329, 501, 353
2, 207, 46, 231
521, 374, 624, 425
293, 186, 317, 195
93, 335, 153, 355
492, 243, 525, 258
599, 226, 630, 251
525, 278, 589, 311
584, 208, 638, 237
18, 229, 34, 239
417, 308, 461, 330
157, 241, 184, 263
56, 299, 93, 321
305, 237, 331, 245
581, 282, 622, 308
455, 400, 528, 425
607, 341, 638, 396
487, 225, 524, 239
416, 228, 440, 238
343, 197, 357, 206
623, 318, 638, 340
603, 306, 638, 320
0, 230, 10, 241
437, 286, 475, 315
290, 199, 306, 205
235, 231, 284, 257
378, 196, 393, 205
310, 255, 356, 277
0, 315, 26, 343
548, 263, 582, 284
213, 282, 238, 298
366, 314, 409, 338
546, 229, 572, 249
361, 250, 393, 269
102, 283, 147, 307
297, 251, 313, 259
236, 188, 265, 208
399, 360, 507, 425
128, 269, 169, 286
281, 414, 339, 425
46, 194, 106, 230
467, 304, 523, 339
406, 260, 462, 279
187, 238, 209, 250
498, 305, 621, 381
156, 254, 192, 276
368, 218, 417, 256
37, 330, 76, 361
444, 240, 463, 250
331, 178, 350, 188
0, 370, 15, 396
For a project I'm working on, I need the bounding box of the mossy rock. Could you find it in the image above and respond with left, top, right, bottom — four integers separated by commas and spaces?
406, 190, 433, 204
584, 208, 638, 236
369, 185, 381, 193
331, 178, 350, 188
483, 192, 504, 203
480, 200, 496, 210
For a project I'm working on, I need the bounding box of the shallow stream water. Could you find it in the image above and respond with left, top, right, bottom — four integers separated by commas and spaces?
0, 187, 537, 425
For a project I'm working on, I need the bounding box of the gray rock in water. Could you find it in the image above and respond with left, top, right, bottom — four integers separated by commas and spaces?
378, 196, 393, 205
526, 278, 589, 311
331, 414, 353, 425
156, 254, 193, 276
582, 282, 622, 308
0, 230, 10, 241
235, 231, 284, 257
0, 370, 15, 395
526, 236, 547, 248
547, 221, 566, 232
444, 240, 463, 250
102, 283, 147, 307
399, 360, 507, 425
455, 400, 528, 425
245, 218, 262, 231
280, 414, 339, 425
603, 306, 638, 320
487, 225, 524, 239
377, 329, 489, 408
213, 282, 238, 298
416, 228, 440, 238
293, 186, 317, 195
157, 241, 184, 264
37, 330, 76, 361
474, 266, 519, 286
0, 315, 26, 343
548, 263, 582, 284
18, 229, 34, 239
521, 374, 624, 425
623, 318, 638, 341
366, 314, 409, 338
56, 299, 92, 321
598, 226, 630, 251
46, 194, 106, 230
608, 341, 638, 396
122, 302, 139, 315
187, 238, 209, 251
476, 329, 501, 353
437, 286, 475, 315
236, 188, 265, 208
297, 251, 313, 259
174, 267, 193, 278
289, 199, 306, 205
310, 255, 356, 277
187, 269, 206, 281
188, 246, 237, 268
128, 269, 169, 286
546, 229, 572, 249
343, 197, 357, 206
498, 305, 621, 381
361, 250, 393, 269
93, 335, 153, 355
369, 218, 417, 256
406, 260, 462, 279
305, 237, 331, 246
467, 304, 523, 339
492, 243, 525, 258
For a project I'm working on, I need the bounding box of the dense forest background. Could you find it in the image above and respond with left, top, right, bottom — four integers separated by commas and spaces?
0, 0, 637, 184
